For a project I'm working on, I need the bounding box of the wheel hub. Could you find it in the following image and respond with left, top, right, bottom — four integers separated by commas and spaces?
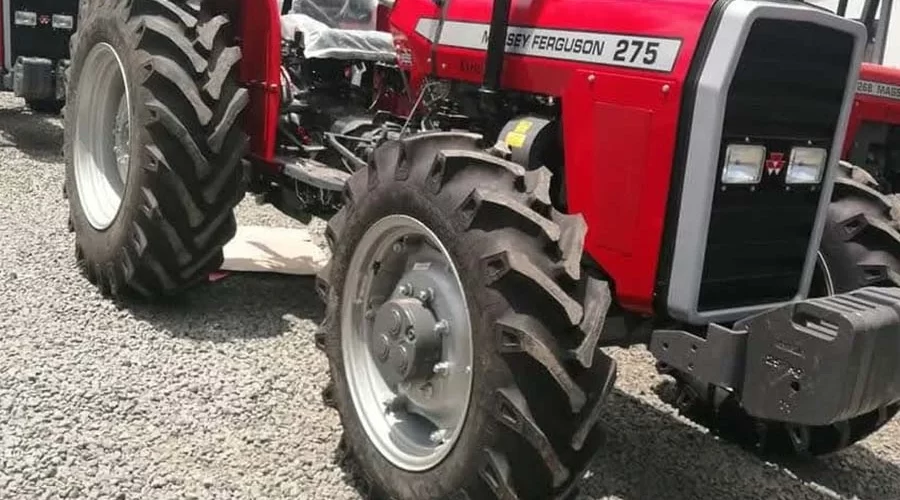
372, 295, 442, 386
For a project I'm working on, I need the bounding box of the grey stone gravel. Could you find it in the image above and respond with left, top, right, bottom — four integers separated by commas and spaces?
2, 92, 900, 500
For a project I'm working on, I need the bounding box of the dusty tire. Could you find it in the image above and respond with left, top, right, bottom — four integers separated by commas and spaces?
317, 132, 617, 499
661, 161, 900, 458
64, 0, 248, 298
816, 161, 900, 293
26, 99, 64, 115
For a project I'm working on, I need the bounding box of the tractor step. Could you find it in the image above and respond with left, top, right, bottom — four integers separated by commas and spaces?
651, 287, 900, 426
281, 156, 351, 192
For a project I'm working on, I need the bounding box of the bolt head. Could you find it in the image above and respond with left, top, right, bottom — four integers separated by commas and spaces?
433, 362, 450, 376
406, 326, 416, 342
399, 283, 413, 296
434, 320, 449, 336
429, 428, 447, 444
587, 74, 596, 83
416, 288, 433, 304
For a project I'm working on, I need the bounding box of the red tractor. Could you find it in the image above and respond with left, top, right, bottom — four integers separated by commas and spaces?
64, 0, 900, 498
840, 0, 900, 199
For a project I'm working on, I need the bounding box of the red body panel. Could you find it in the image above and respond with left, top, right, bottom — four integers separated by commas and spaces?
844, 63, 900, 158
241, 0, 717, 312
390, 0, 713, 312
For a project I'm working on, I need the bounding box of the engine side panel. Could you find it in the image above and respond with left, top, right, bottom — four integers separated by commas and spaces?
390, 0, 714, 312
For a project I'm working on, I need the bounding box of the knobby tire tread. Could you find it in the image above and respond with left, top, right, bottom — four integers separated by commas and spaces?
317, 132, 617, 499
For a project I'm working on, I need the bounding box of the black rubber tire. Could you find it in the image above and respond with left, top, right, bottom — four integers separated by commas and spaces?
817, 161, 900, 293
660, 161, 900, 458
317, 132, 618, 499
26, 98, 64, 115
64, 0, 249, 298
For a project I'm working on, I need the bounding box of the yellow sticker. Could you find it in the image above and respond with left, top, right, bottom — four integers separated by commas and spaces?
505, 131, 526, 148
513, 120, 533, 134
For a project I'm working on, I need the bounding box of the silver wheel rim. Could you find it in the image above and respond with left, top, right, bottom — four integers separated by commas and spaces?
73, 42, 132, 231
341, 215, 474, 471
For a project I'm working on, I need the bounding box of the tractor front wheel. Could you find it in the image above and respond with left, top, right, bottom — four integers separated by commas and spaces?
317, 133, 617, 499
64, 0, 248, 298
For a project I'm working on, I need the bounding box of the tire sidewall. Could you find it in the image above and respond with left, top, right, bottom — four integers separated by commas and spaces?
325, 178, 508, 499
65, 2, 150, 265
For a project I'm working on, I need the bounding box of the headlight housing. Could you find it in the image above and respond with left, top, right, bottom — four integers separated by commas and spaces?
786, 147, 828, 184
52, 15, 74, 30
722, 144, 766, 184
14, 11, 37, 26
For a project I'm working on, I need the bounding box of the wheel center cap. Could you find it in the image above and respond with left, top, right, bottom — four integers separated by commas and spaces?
371, 297, 441, 386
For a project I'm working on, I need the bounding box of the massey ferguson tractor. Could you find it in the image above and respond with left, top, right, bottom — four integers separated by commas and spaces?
63, 0, 900, 497
0, 0, 79, 113
838, 0, 900, 200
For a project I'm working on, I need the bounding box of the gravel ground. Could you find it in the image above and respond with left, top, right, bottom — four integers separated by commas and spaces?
1, 92, 900, 500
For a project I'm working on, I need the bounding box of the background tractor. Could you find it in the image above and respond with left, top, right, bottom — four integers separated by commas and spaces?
0, 0, 79, 113
63, 0, 900, 498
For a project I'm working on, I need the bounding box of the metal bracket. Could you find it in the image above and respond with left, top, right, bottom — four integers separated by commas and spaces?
649, 324, 747, 390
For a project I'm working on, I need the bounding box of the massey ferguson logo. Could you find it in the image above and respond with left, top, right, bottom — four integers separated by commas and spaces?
765, 152, 786, 176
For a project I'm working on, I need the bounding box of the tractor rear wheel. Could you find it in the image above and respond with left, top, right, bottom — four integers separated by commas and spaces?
661, 161, 900, 457
64, 0, 248, 298
317, 132, 617, 499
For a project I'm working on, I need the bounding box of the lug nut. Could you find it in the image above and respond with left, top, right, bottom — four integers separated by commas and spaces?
398, 283, 413, 296
392, 240, 405, 253
434, 320, 449, 336
383, 394, 407, 413
416, 288, 434, 304
429, 428, 447, 444
433, 362, 450, 376
406, 327, 416, 342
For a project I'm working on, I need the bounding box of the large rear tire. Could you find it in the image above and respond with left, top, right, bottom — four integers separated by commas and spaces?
317, 133, 617, 499
64, 0, 248, 298
660, 161, 900, 457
